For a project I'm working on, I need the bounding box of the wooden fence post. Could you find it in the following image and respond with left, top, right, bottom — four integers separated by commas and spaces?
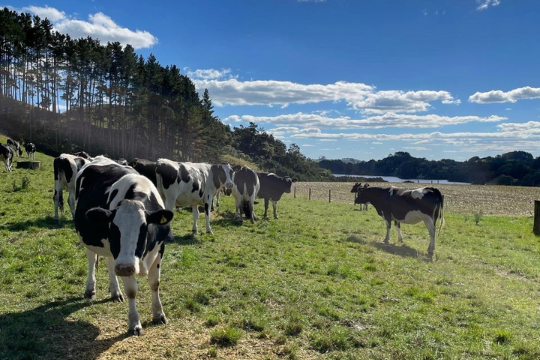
534, 200, 540, 234
329, 190, 331, 203
294, 187, 296, 198
309, 188, 312, 201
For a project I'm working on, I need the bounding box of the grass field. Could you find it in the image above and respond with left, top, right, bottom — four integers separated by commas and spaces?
1, 139, 540, 359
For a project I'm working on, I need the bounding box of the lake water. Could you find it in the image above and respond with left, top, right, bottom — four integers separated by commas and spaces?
333, 174, 470, 185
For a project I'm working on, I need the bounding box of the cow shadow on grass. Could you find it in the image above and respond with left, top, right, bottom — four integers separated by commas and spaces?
1, 215, 74, 232
344, 235, 422, 259
0, 297, 126, 360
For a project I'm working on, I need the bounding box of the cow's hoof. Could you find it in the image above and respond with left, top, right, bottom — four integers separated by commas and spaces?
129, 325, 143, 336
192, 230, 198, 234
84, 290, 96, 300
111, 293, 124, 302
274, 216, 278, 219
153, 313, 167, 325
206, 230, 214, 234
263, 216, 269, 220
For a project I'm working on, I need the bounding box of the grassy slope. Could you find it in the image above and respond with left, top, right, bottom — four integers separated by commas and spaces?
1, 140, 540, 359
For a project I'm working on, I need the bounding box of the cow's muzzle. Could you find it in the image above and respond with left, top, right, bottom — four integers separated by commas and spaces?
115, 264, 135, 277
224, 183, 233, 189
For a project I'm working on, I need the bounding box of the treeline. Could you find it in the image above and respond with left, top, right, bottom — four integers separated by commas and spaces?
319, 151, 540, 186
0, 8, 326, 180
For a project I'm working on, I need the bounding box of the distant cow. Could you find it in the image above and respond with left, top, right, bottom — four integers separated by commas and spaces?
7, 139, 22, 157
130, 158, 158, 186
25, 143, 36, 159
53, 153, 92, 220
231, 166, 260, 223
351, 182, 369, 210
74, 156, 173, 335
355, 186, 444, 255
0, 144, 14, 172
257, 172, 297, 219
156, 159, 234, 234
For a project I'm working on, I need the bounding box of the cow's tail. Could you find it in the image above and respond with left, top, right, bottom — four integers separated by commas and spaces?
242, 200, 252, 219
433, 188, 445, 238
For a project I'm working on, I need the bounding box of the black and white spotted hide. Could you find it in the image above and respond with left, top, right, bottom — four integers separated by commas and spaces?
0, 144, 14, 172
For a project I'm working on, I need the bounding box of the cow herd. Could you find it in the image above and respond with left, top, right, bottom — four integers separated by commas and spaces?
1, 138, 35, 172
1, 143, 445, 335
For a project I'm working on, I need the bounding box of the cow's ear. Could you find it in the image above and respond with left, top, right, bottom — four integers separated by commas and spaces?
86, 207, 114, 223
146, 209, 174, 225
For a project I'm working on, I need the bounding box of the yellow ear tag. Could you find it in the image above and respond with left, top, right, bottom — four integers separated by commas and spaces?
160, 215, 167, 224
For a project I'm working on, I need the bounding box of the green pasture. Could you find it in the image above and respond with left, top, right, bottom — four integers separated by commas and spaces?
1, 141, 540, 359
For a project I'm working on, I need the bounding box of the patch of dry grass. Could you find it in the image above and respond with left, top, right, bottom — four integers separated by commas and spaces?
294, 182, 540, 216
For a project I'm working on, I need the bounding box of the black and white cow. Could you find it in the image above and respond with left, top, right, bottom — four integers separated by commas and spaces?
25, 143, 36, 160
53, 153, 93, 220
355, 186, 444, 255
0, 143, 14, 172
155, 159, 234, 234
256, 172, 297, 219
7, 138, 23, 157
351, 182, 369, 210
231, 166, 260, 223
129, 158, 158, 186
74, 156, 174, 335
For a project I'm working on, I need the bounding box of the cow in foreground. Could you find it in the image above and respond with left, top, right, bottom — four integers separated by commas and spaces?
351, 182, 369, 210
257, 172, 297, 219
74, 156, 174, 335
156, 159, 233, 234
0, 144, 14, 172
355, 186, 444, 256
53, 153, 93, 220
232, 166, 260, 223
25, 143, 36, 159
7, 138, 23, 157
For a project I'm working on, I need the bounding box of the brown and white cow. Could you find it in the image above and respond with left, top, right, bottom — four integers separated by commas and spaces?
231, 166, 260, 223
351, 182, 369, 210
53, 153, 93, 220
7, 138, 23, 157
74, 156, 173, 335
155, 159, 234, 234
256, 172, 297, 219
0, 143, 14, 172
355, 186, 444, 255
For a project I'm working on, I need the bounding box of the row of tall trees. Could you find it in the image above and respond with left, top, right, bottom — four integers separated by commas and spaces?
0, 7, 229, 162
319, 151, 540, 186
0, 8, 327, 180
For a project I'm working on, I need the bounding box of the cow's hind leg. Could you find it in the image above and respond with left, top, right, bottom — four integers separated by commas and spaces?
425, 219, 436, 255
383, 217, 391, 244
148, 247, 167, 325
121, 276, 142, 335
272, 200, 278, 219
192, 205, 200, 234
263, 198, 270, 219
106, 257, 123, 302
394, 221, 404, 243
84, 249, 98, 299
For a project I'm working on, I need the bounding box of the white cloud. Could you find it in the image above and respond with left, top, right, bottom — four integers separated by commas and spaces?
496, 121, 540, 133
477, 0, 501, 11
469, 86, 540, 104
192, 75, 459, 112
225, 112, 505, 129
404, 146, 429, 151
186, 68, 232, 80
16, 6, 157, 49
22, 5, 66, 21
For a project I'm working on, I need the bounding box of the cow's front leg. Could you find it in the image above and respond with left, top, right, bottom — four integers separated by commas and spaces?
121, 276, 142, 335
204, 194, 213, 234
84, 249, 97, 300
425, 219, 436, 255
272, 200, 278, 219
106, 257, 123, 302
148, 248, 167, 325
394, 221, 404, 243
192, 205, 200, 234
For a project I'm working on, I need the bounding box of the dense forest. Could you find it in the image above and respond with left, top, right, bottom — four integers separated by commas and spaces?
0, 8, 326, 180
319, 151, 540, 186
3, 8, 540, 186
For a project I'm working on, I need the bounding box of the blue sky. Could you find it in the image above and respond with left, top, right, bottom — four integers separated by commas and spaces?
4, 0, 540, 161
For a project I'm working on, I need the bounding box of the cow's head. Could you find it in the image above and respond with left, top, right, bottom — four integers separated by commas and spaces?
86, 200, 173, 277
350, 182, 361, 193
354, 187, 370, 205
212, 163, 234, 190
283, 176, 297, 194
